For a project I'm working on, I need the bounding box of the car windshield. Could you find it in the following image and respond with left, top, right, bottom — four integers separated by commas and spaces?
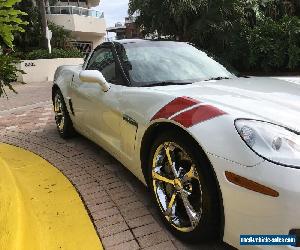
119, 41, 235, 87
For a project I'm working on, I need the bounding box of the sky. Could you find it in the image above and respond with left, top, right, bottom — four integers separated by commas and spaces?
95, 0, 129, 28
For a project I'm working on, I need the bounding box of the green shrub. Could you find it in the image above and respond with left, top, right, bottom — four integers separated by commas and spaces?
48, 22, 73, 49
282, 16, 300, 69
247, 16, 300, 71
25, 48, 83, 60
248, 18, 287, 71
0, 0, 27, 97
0, 55, 24, 97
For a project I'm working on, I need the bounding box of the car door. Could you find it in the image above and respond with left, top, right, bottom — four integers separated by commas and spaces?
71, 44, 138, 163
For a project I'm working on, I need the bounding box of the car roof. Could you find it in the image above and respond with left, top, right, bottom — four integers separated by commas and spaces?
115, 39, 147, 44
97, 39, 187, 51
98, 39, 165, 49
114, 39, 184, 45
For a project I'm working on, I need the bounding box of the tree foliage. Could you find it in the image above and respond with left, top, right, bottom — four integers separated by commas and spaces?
48, 22, 73, 49
248, 16, 300, 71
0, 0, 27, 97
0, 0, 27, 49
13, 0, 43, 51
0, 55, 21, 97
129, 0, 300, 72
14, 1, 74, 52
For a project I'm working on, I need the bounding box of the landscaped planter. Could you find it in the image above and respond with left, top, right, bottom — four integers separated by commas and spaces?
17, 58, 84, 83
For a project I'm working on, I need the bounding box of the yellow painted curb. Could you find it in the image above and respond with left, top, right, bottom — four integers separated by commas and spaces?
0, 143, 102, 250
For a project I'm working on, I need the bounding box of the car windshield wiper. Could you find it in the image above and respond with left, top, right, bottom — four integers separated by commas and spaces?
145, 81, 193, 87
204, 76, 230, 81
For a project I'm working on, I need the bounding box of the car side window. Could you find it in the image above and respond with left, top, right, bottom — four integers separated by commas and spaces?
86, 47, 124, 85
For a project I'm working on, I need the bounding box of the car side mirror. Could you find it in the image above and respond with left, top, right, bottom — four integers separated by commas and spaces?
79, 70, 110, 92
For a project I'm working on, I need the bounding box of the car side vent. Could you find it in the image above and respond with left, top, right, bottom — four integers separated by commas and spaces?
69, 99, 75, 116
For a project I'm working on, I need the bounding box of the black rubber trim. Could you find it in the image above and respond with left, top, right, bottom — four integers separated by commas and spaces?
123, 114, 138, 128
69, 99, 75, 116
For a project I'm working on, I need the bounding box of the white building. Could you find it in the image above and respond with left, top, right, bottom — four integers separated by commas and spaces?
45, 0, 106, 54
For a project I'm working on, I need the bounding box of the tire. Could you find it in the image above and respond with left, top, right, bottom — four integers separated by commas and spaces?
148, 130, 221, 243
53, 90, 75, 139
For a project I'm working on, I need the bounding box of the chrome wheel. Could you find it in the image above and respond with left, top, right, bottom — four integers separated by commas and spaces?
152, 142, 203, 232
54, 94, 65, 132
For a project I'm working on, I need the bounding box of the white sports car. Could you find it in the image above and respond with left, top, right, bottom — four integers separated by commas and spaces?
52, 39, 300, 249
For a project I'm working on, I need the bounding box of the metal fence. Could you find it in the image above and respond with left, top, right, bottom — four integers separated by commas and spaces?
70, 41, 93, 56
46, 6, 104, 18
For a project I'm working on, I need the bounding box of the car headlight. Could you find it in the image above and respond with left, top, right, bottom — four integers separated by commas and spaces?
235, 119, 300, 168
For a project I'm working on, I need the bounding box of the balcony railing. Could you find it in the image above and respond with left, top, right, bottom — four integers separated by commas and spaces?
46, 6, 104, 18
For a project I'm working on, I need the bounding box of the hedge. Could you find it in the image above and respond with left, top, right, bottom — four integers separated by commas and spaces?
21, 48, 83, 60
247, 16, 300, 71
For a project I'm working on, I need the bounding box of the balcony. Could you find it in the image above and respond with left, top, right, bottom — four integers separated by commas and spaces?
46, 6, 104, 18
46, 6, 106, 36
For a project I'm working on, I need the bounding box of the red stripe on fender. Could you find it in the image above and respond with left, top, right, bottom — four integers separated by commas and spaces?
151, 96, 200, 121
171, 105, 226, 128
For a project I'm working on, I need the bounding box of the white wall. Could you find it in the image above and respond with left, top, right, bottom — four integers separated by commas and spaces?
47, 14, 76, 31
46, 14, 106, 35
17, 58, 84, 83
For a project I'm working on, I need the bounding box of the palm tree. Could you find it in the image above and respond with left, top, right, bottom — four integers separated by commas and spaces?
38, 0, 48, 49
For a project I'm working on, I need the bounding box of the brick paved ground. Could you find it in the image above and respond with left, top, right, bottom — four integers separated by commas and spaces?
1, 77, 298, 249
0, 81, 51, 112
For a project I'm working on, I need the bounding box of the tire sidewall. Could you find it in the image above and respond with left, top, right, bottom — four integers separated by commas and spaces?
54, 91, 74, 139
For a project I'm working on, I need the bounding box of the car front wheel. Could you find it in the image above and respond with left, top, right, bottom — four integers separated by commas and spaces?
148, 131, 221, 242
53, 90, 75, 139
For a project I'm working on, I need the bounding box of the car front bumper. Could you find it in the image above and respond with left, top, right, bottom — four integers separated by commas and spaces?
208, 153, 300, 250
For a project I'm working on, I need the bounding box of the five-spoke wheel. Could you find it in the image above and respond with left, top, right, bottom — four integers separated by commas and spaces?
54, 93, 65, 132
152, 142, 202, 232
53, 90, 75, 139
148, 131, 221, 242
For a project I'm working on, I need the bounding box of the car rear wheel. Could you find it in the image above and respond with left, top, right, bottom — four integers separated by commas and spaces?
148, 131, 221, 242
53, 90, 75, 139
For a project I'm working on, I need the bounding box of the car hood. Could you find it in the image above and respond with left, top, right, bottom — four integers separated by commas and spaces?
154, 77, 300, 132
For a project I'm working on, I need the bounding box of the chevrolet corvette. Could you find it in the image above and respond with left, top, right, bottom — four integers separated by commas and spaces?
52, 39, 300, 249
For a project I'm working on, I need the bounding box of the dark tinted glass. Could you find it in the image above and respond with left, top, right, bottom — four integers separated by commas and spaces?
119, 41, 234, 87
87, 48, 124, 85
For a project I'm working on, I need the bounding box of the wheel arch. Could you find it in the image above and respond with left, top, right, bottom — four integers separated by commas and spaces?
140, 121, 225, 239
